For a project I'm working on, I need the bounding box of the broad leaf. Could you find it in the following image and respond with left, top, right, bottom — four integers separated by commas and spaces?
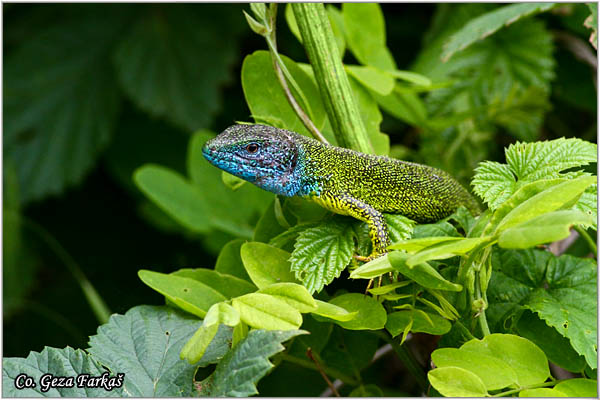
214, 239, 252, 282
325, 293, 386, 330
197, 330, 306, 396
138, 270, 226, 318
232, 293, 303, 330
428, 366, 488, 397
389, 252, 462, 292
171, 268, 257, 299
487, 249, 597, 368
3, 347, 123, 397
311, 299, 358, 322
257, 283, 317, 313
4, 9, 124, 203
113, 5, 244, 131
386, 310, 451, 337
88, 305, 208, 397
240, 242, 299, 289
289, 218, 355, 293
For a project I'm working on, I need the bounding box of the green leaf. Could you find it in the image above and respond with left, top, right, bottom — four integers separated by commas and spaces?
87, 305, 206, 397
113, 5, 244, 131
197, 330, 306, 396
406, 237, 493, 267
257, 283, 317, 313
390, 237, 464, 252
386, 310, 451, 337
496, 176, 596, 233
350, 384, 384, 397
241, 51, 334, 143
134, 165, 211, 233
389, 252, 463, 292
554, 378, 598, 397
428, 366, 488, 397
187, 130, 272, 238
488, 249, 597, 368
442, 3, 558, 62
5, 10, 124, 204
473, 138, 597, 210
289, 218, 355, 293
171, 268, 257, 299
240, 242, 300, 289
3, 346, 123, 397
519, 388, 567, 397
138, 270, 226, 318
232, 293, 303, 330
326, 293, 386, 330
413, 220, 460, 238
320, 327, 379, 378
384, 214, 416, 243
311, 299, 358, 322
516, 310, 587, 373
342, 3, 396, 70
387, 70, 432, 86
346, 65, 395, 96
253, 199, 291, 244
498, 210, 594, 249
349, 253, 395, 279
214, 239, 252, 282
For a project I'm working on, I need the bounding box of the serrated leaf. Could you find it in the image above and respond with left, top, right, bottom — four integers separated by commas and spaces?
232, 293, 302, 330
240, 242, 300, 289
471, 161, 517, 209
386, 310, 451, 337
498, 209, 594, 249
171, 268, 257, 299
342, 3, 396, 71
197, 330, 306, 396
442, 3, 558, 62
113, 5, 243, 131
428, 366, 488, 397
574, 185, 597, 230
488, 249, 597, 368
138, 270, 226, 318
257, 282, 317, 313
3, 347, 123, 397
87, 305, 208, 397
584, 3, 598, 49
5, 10, 124, 204
384, 214, 416, 243
326, 293, 386, 330
289, 218, 354, 293
412, 220, 460, 238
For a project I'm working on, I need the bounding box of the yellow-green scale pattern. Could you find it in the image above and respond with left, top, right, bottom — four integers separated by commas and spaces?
203, 124, 481, 256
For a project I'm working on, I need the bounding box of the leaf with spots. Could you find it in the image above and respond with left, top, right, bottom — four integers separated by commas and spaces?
289, 217, 355, 293
88, 305, 214, 397
487, 249, 597, 368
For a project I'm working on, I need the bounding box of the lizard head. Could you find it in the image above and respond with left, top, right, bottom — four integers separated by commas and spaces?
202, 124, 302, 196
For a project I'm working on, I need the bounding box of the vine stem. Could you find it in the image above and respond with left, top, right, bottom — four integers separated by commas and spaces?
306, 348, 340, 396
574, 225, 597, 254
491, 379, 565, 397
278, 353, 358, 385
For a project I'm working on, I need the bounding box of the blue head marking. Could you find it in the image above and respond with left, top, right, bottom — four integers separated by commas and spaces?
202, 124, 305, 197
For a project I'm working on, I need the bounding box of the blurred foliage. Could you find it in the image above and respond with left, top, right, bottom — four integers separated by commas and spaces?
2, 3, 597, 397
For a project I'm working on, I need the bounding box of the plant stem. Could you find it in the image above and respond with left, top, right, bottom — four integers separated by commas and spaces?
574, 225, 597, 254
491, 379, 564, 397
306, 348, 340, 396
278, 353, 358, 385
292, 3, 374, 154
377, 331, 428, 392
17, 214, 111, 324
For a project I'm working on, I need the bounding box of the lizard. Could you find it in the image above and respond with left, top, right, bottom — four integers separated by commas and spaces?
202, 124, 481, 260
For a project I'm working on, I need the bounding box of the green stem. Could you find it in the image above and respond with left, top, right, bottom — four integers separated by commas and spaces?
292, 3, 374, 154
278, 353, 358, 385
574, 225, 597, 254
491, 379, 564, 397
377, 331, 428, 392
18, 214, 111, 324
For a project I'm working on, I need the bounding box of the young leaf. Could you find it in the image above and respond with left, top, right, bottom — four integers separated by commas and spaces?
498, 209, 594, 249
428, 366, 488, 397
232, 293, 303, 330
311, 299, 358, 322
289, 218, 355, 293
553, 378, 598, 397
442, 3, 558, 62
342, 3, 396, 70
406, 236, 493, 267
389, 252, 462, 292
326, 293, 386, 330
214, 239, 252, 282
390, 237, 464, 253
240, 242, 300, 289
171, 268, 257, 299
197, 330, 306, 396
257, 282, 317, 313
138, 270, 226, 318
349, 253, 395, 279
3, 347, 123, 397
386, 310, 451, 337
88, 305, 207, 397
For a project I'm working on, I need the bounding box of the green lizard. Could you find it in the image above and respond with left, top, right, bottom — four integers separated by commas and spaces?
203, 124, 480, 259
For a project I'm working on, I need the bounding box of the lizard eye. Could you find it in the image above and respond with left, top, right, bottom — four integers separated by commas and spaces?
246, 143, 260, 153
